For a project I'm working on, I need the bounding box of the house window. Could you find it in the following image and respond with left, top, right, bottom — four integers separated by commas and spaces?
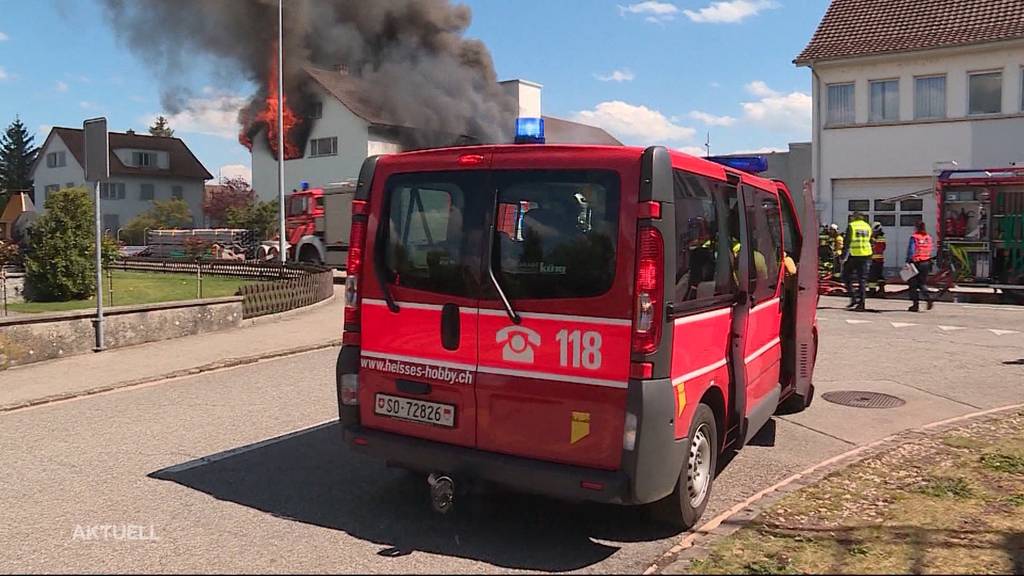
64, 182, 75, 189
914, 75, 946, 119
869, 79, 899, 121
827, 83, 855, 125
875, 214, 896, 227
309, 137, 338, 157
848, 199, 871, 212
99, 182, 126, 200
310, 101, 323, 119
968, 71, 1002, 115
171, 185, 183, 199
132, 151, 157, 168
901, 199, 923, 212
46, 151, 66, 168
874, 199, 896, 212
140, 183, 155, 201
44, 184, 60, 199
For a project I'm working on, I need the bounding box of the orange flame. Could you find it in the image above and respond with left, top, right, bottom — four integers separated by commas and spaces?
239, 46, 302, 161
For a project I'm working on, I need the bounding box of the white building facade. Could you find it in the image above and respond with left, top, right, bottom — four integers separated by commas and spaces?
31, 128, 211, 233
798, 0, 1024, 266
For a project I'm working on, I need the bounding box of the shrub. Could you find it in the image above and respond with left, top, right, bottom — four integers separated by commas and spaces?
22, 187, 117, 301
225, 200, 278, 241
122, 199, 194, 245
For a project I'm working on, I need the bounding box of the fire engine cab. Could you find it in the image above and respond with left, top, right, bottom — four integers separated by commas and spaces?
337, 119, 819, 528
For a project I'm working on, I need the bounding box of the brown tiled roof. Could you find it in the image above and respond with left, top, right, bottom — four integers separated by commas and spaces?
542, 116, 623, 146
796, 0, 1024, 65
42, 127, 213, 181
305, 66, 623, 146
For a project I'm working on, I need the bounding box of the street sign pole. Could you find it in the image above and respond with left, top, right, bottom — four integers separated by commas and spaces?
84, 117, 110, 352
277, 0, 287, 266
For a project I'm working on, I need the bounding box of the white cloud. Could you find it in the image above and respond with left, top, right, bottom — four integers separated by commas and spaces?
79, 101, 99, 110
55, 80, 69, 93
0, 67, 7, 81
146, 94, 246, 139
595, 69, 636, 83
0, 32, 8, 42
572, 101, 695, 144
217, 164, 252, 183
676, 146, 708, 156
619, 1, 679, 22
689, 110, 737, 127
684, 0, 779, 23
37, 124, 52, 138
740, 80, 811, 133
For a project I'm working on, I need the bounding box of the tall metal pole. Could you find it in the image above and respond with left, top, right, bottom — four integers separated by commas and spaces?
93, 181, 105, 351
277, 0, 287, 265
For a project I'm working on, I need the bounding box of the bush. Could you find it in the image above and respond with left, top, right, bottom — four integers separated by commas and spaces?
122, 199, 194, 245
0, 240, 19, 267
22, 187, 117, 301
225, 200, 278, 241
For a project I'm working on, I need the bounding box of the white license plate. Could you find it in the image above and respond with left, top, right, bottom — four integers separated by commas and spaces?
374, 394, 455, 428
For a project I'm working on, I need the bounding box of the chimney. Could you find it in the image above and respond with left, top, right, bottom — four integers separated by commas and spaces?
499, 79, 543, 118
126, 129, 136, 135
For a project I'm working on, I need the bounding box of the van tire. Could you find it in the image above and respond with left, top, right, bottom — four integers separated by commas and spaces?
650, 403, 718, 530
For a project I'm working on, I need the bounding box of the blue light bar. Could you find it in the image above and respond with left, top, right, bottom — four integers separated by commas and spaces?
514, 117, 545, 144
707, 155, 769, 174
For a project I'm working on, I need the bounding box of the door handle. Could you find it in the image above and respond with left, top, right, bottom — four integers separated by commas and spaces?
441, 303, 460, 351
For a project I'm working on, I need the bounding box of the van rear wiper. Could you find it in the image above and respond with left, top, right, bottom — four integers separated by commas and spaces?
373, 242, 400, 313
487, 221, 521, 325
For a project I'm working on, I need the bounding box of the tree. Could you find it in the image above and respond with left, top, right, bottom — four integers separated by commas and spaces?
122, 199, 194, 245
0, 116, 39, 205
204, 176, 255, 226
148, 116, 175, 138
225, 200, 278, 241
22, 187, 116, 301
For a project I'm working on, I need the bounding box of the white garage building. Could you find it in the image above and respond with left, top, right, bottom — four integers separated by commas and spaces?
797, 0, 1024, 267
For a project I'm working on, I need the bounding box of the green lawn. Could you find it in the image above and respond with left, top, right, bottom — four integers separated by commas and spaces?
8, 270, 252, 314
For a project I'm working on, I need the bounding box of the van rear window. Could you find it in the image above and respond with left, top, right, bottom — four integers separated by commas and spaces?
383, 172, 487, 297
493, 170, 619, 300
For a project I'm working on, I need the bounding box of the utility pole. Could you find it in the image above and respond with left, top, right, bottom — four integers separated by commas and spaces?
704, 132, 711, 158
277, 0, 287, 265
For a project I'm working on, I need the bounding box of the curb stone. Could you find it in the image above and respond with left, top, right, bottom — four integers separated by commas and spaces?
0, 339, 342, 413
646, 402, 1024, 575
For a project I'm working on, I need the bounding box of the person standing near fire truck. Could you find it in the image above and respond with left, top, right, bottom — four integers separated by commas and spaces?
907, 221, 935, 312
868, 222, 887, 298
842, 213, 872, 311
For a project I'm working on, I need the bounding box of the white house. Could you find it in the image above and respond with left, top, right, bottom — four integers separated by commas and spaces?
251, 67, 622, 199
31, 127, 213, 233
797, 0, 1024, 266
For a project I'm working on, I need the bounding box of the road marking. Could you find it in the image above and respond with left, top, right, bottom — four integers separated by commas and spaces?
152, 420, 338, 475
938, 325, 966, 332
990, 329, 1021, 336
846, 319, 872, 325
890, 322, 917, 328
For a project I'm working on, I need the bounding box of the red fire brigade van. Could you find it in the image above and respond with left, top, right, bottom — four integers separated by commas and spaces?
337, 138, 819, 528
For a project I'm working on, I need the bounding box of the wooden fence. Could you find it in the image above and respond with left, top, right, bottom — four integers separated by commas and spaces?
113, 257, 335, 319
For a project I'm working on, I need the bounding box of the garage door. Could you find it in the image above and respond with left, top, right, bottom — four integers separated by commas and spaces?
833, 178, 935, 270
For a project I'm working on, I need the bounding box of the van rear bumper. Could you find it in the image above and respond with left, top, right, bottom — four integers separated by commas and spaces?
342, 424, 634, 504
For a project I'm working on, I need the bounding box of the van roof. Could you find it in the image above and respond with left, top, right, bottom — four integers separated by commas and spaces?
382, 144, 781, 192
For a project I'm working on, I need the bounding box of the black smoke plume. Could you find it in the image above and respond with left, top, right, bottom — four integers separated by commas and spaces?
99, 0, 516, 151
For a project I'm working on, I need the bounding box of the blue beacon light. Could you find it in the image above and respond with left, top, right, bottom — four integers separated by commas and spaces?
706, 155, 769, 174
514, 117, 545, 144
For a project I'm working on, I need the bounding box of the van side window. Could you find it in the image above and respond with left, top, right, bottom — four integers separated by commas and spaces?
384, 173, 483, 297
746, 187, 783, 302
779, 191, 801, 263
673, 170, 736, 305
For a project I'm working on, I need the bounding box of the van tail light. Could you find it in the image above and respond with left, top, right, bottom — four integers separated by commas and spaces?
344, 200, 369, 334
341, 374, 360, 406
632, 225, 664, 354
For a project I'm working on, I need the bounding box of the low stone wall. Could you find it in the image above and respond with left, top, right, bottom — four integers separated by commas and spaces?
0, 297, 243, 369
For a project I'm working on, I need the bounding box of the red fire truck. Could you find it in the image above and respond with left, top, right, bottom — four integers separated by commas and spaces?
257, 181, 357, 266
336, 124, 819, 528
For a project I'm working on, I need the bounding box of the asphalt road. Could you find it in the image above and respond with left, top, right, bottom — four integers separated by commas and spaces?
1, 299, 1021, 573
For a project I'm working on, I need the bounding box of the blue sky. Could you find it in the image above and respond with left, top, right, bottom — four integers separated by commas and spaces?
0, 0, 829, 185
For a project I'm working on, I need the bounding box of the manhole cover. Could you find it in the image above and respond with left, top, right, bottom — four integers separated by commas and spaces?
822, 391, 906, 409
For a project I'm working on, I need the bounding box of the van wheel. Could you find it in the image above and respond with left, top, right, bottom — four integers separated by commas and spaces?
651, 403, 718, 530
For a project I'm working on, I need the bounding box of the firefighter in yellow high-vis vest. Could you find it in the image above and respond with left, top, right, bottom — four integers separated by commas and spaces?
842, 212, 873, 311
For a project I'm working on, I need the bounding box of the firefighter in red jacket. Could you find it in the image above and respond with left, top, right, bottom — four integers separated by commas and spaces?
907, 221, 935, 312
867, 222, 887, 298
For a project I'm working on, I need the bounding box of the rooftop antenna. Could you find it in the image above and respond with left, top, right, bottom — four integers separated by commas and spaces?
704, 132, 711, 157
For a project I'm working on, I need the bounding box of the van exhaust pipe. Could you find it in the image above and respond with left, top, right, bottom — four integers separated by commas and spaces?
427, 473, 455, 514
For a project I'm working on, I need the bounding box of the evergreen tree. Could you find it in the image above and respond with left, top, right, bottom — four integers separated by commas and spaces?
0, 116, 39, 204
148, 116, 175, 138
